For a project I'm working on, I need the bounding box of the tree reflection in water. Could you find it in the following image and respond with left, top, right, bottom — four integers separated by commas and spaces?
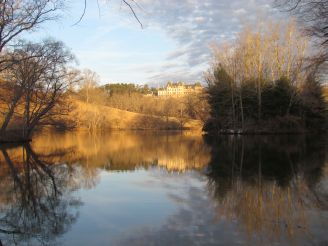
0, 144, 82, 246
116, 135, 328, 246
30, 131, 211, 172
205, 135, 328, 245
0, 132, 326, 245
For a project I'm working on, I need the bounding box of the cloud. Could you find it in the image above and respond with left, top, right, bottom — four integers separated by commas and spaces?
132, 0, 281, 83
147, 67, 204, 85
51, 0, 284, 84
115, 173, 242, 246
234, 8, 247, 15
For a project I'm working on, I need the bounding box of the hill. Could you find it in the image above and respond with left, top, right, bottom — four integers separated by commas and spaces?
71, 100, 203, 131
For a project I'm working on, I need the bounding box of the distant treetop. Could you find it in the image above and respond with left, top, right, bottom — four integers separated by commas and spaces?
164, 81, 202, 88
101, 83, 153, 96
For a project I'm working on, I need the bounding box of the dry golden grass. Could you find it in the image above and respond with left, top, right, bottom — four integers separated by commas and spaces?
324, 86, 328, 102
0, 99, 203, 136
72, 100, 203, 131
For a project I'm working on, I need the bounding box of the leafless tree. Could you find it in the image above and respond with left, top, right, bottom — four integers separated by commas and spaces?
276, 0, 328, 60
0, 39, 75, 139
161, 98, 174, 128
0, 0, 64, 68
0, 0, 140, 69
184, 93, 209, 123
74, 0, 143, 27
79, 69, 100, 104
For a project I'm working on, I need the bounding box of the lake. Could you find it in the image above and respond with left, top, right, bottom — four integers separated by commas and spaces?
0, 131, 327, 246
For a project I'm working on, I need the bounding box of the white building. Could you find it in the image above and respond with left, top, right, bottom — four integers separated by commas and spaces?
157, 82, 202, 97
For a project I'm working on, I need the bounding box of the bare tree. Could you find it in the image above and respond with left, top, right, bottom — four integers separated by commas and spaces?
184, 93, 209, 123
162, 98, 175, 128
0, 39, 75, 139
276, 0, 328, 60
74, 0, 143, 27
0, 0, 63, 56
79, 69, 100, 104
174, 100, 188, 130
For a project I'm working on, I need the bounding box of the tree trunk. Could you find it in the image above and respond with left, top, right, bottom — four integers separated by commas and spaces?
23, 91, 31, 139
0, 104, 16, 136
27, 100, 56, 138
231, 82, 236, 130
0, 94, 21, 137
258, 79, 262, 122
239, 91, 244, 131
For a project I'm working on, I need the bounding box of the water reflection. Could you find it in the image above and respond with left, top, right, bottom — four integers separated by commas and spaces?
113, 134, 328, 246
31, 131, 211, 172
0, 144, 82, 246
205, 135, 328, 245
0, 132, 326, 245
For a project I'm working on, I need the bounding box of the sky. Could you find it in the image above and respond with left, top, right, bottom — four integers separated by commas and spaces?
24, 0, 285, 85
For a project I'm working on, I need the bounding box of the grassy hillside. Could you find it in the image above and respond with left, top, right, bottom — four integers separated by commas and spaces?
71, 100, 203, 131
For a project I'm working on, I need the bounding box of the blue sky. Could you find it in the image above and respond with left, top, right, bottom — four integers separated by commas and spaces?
23, 0, 284, 85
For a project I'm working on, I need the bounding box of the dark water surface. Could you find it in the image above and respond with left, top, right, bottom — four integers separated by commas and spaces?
0, 131, 327, 246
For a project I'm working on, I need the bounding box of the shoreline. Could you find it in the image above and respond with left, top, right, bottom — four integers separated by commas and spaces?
204, 128, 327, 136
0, 128, 202, 144
0, 138, 32, 144
1, 127, 326, 144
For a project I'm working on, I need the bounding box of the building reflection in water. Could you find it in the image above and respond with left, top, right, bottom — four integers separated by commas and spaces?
0, 131, 326, 245
30, 131, 211, 172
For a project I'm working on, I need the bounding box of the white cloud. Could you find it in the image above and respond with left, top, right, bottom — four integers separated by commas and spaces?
131, 0, 282, 83
234, 8, 247, 15
56, 0, 285, 85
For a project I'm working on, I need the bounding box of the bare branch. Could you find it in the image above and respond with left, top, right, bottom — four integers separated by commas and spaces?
72, 0, 87, 26
73, 0, 143, 28
122, 0, 143, 28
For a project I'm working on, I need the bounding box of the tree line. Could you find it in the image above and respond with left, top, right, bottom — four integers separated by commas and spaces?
102, 83, 155, 96
204, 20, 327, 134
70, 74, 209, 130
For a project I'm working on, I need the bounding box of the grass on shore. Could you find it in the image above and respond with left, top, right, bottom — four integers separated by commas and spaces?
71, 100, 203, 131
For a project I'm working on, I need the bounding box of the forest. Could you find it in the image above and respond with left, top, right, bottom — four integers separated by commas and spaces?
204, 20, 328, 134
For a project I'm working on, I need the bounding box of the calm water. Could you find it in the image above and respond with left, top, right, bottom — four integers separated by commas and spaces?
0, 131, 327, 246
